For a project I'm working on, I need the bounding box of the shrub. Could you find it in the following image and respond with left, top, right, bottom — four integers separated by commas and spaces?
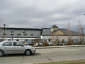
43, 42, 49, 46
66, 39, 73, 45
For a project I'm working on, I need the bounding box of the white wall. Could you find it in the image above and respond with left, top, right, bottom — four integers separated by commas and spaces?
41, 36, 82, 41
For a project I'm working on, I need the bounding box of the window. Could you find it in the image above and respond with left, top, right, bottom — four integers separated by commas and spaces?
17, 33, 21, 36
3, 42, 12, 46
13, 42, 23, 46
3, 33, 7, 35
30, 33, 33, 36
23, 32, 27, 36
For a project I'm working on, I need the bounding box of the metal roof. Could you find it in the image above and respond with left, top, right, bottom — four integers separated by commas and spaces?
0, 27, 42, 31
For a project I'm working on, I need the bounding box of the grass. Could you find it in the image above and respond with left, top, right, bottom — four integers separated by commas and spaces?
38, 59, 85, 64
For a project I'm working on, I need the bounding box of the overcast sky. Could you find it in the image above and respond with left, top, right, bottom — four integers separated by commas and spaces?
0, 0, 85, 28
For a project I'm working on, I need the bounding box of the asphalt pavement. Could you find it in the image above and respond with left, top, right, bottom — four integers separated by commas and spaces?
0, 46, 85, 64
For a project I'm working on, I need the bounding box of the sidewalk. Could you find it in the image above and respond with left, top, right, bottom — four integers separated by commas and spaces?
68, 45, 85, 47
35, 46, 66, 49
35, 45, 85, 49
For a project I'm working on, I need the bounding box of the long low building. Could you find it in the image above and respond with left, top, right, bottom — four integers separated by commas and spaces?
0, 27, 42, 39
0, 27, 84, 42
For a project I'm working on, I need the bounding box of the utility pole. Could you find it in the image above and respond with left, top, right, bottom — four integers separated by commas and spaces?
3, 24, 6, 38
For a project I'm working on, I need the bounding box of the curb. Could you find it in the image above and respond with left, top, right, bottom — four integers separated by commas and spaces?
35, 46, 66, 49
68, 45, 85, 47
35, 45, 85, 49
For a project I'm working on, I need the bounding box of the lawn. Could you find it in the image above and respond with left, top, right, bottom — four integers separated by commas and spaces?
38, 59, 85, 64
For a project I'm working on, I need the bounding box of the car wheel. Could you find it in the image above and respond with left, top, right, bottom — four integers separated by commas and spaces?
0, 51, 4, 57
25, 50, 32, 56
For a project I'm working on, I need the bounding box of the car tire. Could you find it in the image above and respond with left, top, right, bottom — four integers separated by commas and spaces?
25, 50, 32, 56
0, 51, 4, 57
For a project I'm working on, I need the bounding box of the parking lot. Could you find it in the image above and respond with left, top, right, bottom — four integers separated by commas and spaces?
0, 47, 85, 64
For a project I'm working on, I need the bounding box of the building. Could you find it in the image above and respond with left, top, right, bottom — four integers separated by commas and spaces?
0, 27, 42, 40
41, 28, 84, 43
0, 26, 84, 43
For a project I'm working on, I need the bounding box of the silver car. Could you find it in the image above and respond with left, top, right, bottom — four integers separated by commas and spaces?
0, 40, 36, 56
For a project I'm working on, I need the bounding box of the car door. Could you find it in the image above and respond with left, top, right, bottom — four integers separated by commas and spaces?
12, 42, 25, 54
3, 42, 14, 54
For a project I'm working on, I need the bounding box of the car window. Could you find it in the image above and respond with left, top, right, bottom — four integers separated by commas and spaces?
3, 42, 12, 46
13, 42, 23, 46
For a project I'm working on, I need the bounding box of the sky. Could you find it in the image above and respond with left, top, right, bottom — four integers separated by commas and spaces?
0, 0, 85, 28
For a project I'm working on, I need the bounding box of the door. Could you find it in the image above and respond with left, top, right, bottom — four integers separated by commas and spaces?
12, 42, 25, 54
3, 42, 14, 54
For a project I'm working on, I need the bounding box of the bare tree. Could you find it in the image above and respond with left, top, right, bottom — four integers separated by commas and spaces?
66, 22, 73, 45
78, 21, 84, 44
50, 25, 58, 45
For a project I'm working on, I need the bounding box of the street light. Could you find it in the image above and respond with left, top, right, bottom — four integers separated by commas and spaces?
3, 24, 6, 37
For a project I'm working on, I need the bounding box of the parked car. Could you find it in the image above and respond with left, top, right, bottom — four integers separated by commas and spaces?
0, 40, 36, 56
